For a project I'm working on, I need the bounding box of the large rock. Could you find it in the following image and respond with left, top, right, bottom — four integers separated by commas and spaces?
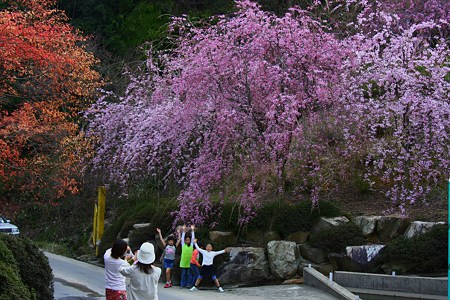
311, 216, 350, 234
328, 253, 367, 272
267, 241, 298, 279
345, 245, 385, 265
209, 231, 237, 246
328, 244, 385, 273
286, 231, 309, 244
298, 244, 328, 264
242, 230, 281, 246
133, 223, 151, 229
217, 247, 270, 286
353, 216, 381, 237
403, 221, 445, 238
376, 216, 411, 242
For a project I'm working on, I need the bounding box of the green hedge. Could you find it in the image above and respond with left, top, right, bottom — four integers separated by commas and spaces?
0, 235, 53, 300
0, 238, 32, 299
100, 196, 178, 257
102, 196, 341, 254
379, 224, 447, 274
219, 200, 341, 236
308, 223, 365, 253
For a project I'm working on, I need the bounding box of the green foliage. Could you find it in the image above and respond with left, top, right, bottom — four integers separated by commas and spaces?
104, 2, 170, 53
59, 0, 234, 54
351, 175, 372, 194
445, 71, 450, 83
215, 199, 341, 236
100, 193, 178, 257
0, 262, 32, 300
15, 192, 97, 257
308, 223, 365, 253
278, 201, 342, 234
192, 227, 212, 245
215, 202, 241, 232
256, 0, 310, 15
361, 80, 386, 100
0, 235, 53, 300
379, 224, 447, 274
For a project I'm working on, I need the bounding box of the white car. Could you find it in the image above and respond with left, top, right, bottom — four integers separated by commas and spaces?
0, 215, 20, 236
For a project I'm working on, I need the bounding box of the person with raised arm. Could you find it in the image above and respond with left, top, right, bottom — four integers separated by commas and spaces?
189, 238, 230, 293
156, 227, 180, 288
179, 224, 195, 288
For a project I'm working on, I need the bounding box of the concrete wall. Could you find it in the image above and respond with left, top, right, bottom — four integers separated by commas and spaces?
303, 268, 359, 300
334, 271, 447, 296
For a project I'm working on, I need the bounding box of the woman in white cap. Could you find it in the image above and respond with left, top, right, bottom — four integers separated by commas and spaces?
120, 242, 162, 300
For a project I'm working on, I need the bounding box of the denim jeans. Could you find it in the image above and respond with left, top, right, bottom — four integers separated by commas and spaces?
180, 267, 190, 287
189, 263, 200, 286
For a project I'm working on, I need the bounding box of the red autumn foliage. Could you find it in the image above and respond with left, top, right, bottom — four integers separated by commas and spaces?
0, 0, 101, 206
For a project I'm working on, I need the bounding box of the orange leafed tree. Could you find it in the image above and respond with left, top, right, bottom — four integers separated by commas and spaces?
0, 0, 101, 210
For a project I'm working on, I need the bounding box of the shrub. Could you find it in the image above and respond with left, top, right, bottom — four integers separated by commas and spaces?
274, 200, 341, 235
0, 234, 53, 299
308, 223, 365, 253
0, 263, 32, 300
379, 224, 447, 274
0, 237, 33, 300
127, 226, 158, 251
245, 202, 279, 231
245, 200, 342, 236
216, 202, 241, 233
100, 196, 177, 257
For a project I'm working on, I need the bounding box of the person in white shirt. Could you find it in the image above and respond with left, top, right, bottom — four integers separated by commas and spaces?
189, 239, 230, 293
104, 239, 131, 300
120, 242, 162, 300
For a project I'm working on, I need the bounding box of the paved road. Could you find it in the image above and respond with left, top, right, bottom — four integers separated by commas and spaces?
46, 252, 337, 300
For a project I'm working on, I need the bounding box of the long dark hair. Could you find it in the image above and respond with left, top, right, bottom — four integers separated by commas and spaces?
111, 240, 128, 259
137, 261, 154, 274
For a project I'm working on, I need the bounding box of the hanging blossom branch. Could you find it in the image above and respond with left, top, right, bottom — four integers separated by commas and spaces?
86, 0, 349, 225
339, 10, 450, 214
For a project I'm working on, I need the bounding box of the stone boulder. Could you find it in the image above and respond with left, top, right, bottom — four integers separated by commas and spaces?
125, 223, 153, 239
298, 244, 328, 264
217, 247, 270, 286
346, 245, 385, 265
286, 231, 309, 244
311, 216, 350, 234
133, 223, 151, 229
328, 253, 367, 272
404, 221, 445, 238
209, 231, 237, 246
267, 241, 298, 279
353, 216, 381, 237
376, 216, 411, 242
242, 230, 281, 246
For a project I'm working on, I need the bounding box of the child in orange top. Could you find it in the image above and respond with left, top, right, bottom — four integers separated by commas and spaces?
188, 241, 202, 288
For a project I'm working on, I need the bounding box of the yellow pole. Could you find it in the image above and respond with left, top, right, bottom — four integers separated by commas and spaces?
96, 186, 106, 256
92, 203, 98, 246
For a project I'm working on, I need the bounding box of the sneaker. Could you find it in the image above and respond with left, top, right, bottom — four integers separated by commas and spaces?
169, 282, 173, 287
218, 287, 224, 292
164, 283, 170, 288
190, 286, 198, 291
